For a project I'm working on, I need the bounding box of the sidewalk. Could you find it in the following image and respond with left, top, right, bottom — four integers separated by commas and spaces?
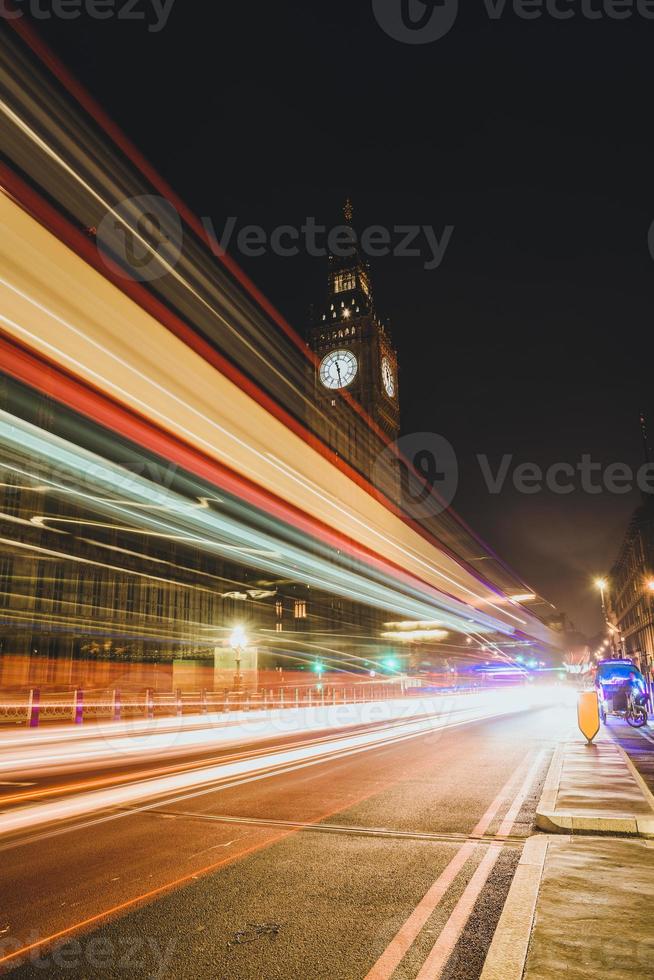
482, 834, 654, 979
481, 733, 654, 980
536, 737, 654, 836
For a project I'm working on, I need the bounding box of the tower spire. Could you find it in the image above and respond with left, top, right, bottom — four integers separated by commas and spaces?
321, 196, 374, 317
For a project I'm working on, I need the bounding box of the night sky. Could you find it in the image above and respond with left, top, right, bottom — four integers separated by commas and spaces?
19, 1, 654, 636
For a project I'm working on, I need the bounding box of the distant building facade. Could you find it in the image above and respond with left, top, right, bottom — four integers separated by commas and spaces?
608, 497, 654, 684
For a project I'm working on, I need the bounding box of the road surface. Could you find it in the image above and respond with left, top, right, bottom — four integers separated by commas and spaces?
0, 698, 573, 979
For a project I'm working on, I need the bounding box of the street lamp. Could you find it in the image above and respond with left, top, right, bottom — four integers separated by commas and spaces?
646, 580, 654, 594
229, 625, 247, 689
594, 578, 615, 654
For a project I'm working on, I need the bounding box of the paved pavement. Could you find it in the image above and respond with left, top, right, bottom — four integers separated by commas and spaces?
482, 717, 654, 980
484, 834, 654, 980
524, 835, 654, 980
535, 736, 654, 835
0, 702, 565, 979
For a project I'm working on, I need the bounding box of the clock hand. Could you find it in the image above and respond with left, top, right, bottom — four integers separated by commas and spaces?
335, 362, 342, 385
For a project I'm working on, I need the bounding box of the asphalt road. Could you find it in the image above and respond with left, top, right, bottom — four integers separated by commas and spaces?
0, 701, 574, 979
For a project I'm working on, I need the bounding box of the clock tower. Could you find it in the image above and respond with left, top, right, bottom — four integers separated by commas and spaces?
306, 201, 400, 487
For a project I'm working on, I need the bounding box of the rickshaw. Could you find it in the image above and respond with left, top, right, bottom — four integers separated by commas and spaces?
595, 658, 648, 728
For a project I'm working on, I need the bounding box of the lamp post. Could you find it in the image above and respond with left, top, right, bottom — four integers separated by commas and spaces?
594, 578, 614, 655
595, 577, 608, 615
230, 626, 247, 690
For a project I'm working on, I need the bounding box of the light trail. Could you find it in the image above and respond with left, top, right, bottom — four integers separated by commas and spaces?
0, 95, 318, 417
0, 193, 558, 644
0, 409, 514, 635
0, 46, 395, 457
0, 280, 503, 622
0, 687, 559, 840
0, 708, 447, 807
1, 20, 546, 618
0, 691, 515, 777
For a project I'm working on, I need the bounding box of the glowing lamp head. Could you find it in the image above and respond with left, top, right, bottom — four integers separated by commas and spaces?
229, 626, 247, 649
647, 580, 654, 593
595, 578, 608, 591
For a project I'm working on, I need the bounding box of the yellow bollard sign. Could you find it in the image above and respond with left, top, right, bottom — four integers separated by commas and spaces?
577, 690, 600, 744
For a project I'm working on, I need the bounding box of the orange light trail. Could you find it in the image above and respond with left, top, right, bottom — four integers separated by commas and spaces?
0, 190, 558, 645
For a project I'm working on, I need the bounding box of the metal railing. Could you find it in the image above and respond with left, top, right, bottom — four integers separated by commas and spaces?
0, 681, 411, 728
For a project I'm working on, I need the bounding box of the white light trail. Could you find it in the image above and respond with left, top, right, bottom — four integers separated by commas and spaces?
0, 688, 560, 840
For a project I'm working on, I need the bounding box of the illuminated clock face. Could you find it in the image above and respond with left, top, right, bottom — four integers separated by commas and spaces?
381, 355, 395, 397
320, 349, 358, 389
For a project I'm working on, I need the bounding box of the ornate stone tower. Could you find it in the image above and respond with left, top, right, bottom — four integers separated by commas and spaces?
306, 201, 400, 484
